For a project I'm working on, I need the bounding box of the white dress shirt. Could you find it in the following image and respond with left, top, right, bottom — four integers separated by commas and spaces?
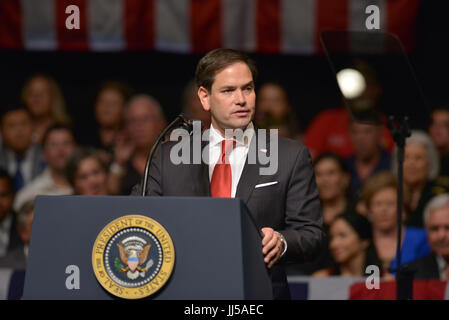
208, 122, 255, 198
0, 213, 12, 257
5, 148, 34, 186
436, 255, 449, 281
13, 168, 73, 212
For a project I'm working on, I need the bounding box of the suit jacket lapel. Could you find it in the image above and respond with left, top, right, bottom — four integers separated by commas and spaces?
190, 139, 210, 196
235, 128, 268, 204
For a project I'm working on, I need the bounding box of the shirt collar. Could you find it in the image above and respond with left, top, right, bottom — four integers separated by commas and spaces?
0, 212, 13, 233
436, 255, 448, 276
209, 122, 255, 148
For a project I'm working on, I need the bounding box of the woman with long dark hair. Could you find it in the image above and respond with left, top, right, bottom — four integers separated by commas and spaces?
313, 212, 383, 277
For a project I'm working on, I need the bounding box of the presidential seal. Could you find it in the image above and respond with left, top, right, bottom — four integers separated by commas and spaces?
92, 215, 175, 299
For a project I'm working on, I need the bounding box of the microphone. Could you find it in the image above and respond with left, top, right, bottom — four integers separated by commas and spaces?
140, 113, 193, 196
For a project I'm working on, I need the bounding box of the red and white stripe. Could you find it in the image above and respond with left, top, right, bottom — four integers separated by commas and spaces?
0, 0, 420, 53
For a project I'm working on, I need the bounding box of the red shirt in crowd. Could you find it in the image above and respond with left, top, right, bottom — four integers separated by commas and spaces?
303, 107, 395, 159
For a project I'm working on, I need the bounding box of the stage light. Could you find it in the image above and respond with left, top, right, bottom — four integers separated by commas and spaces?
336, 68, 366, 99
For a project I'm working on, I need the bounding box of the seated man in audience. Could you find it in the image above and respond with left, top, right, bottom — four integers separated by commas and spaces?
428, 106, 449, 176
408, 194, 449, 280
0, 200, 34, 269
108, 95, 167, 195
13, 125, 76, 211
0, 169, 21, 259
346, 119, 391, 196
0, 106, 45, 192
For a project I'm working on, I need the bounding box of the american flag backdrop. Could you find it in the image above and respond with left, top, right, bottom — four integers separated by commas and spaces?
0, 0, 420, 54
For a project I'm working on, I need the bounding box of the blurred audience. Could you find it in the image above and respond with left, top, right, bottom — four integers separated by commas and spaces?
8, 69, 449, 286
428, 107, 449, 176
408, 194, 449, 280
303, 60, 394, 159
0, 107, 45, 192
65, 148, 108, 196
182, 80, 211, 129
255, 82, 301, 140
313, 212, 383, 277
346, 120, 391, 195
13, 125, 76, 211
0, 169, 21, 259
91, 81, 131, 163
393, 130, 449, 228
0, 200, 34, 269
360, 171, 430, 275
304, 107, 394, 160
21, 74, 71, 145
288, 152, 351, 275
108, 94, 167, 195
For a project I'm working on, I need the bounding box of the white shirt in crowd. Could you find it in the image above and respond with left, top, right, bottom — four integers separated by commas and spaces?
13, 168, 73, 212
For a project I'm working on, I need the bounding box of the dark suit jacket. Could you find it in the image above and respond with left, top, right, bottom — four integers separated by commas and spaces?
132, 131, 324, 299
0, 144, 45, 184
407, 253, 441, 280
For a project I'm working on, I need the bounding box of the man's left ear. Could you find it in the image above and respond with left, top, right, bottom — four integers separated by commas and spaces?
198, 86, 211, 112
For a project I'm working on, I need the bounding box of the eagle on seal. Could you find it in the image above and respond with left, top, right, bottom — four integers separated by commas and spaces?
117, 243, 151, 273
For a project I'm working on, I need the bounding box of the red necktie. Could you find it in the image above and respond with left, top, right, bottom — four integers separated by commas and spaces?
210, 140, 236, 198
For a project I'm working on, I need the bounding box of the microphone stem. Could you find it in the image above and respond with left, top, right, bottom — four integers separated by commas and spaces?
141, 115, 185, 196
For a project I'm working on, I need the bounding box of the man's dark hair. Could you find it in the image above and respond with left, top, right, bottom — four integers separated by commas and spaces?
1, 105, 32, 125
42, 124, 76, 148
195, 48, 258, 92
96, 80, 132, 104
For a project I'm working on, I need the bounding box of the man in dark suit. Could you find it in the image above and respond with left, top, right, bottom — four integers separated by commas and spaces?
0, 106, 45, 192
408, 193, 449, 280
0, 169, 22, 261
134, 49, 324, 299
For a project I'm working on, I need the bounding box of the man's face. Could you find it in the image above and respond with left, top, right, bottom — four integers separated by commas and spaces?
427, 206, 449, 259
199, 62, 255, 135
349, 122, 382, 160
126, 99, 164, 149
429, 110, 449, 152
95, 89, 125, 128
0, 178, 14, 222
24, 76, 52, 118
1, 110, 33, 154
256, 83, 289, 119
43, 130, 76, 172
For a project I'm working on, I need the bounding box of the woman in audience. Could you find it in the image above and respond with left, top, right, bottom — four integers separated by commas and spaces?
392, 130, 449, 227
288, 152, 352, 275
360, 171, 430, 274
92, 81, 131, 160
313, 212, 383, 277
65, 148, 108, 196
21, 74, 71, 145
314, 152, 352, 227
